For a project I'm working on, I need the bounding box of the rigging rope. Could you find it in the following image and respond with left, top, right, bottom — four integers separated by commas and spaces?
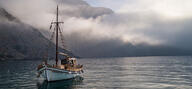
42, 2, 73, 60
43, 25, 56, 60
58, 26, 72, 52
57, 1, 73, 53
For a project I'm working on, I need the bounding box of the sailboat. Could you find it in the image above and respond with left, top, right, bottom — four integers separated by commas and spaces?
37, 6, 84, 82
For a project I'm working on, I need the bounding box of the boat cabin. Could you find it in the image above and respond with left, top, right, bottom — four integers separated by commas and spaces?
61, 57, 77, 66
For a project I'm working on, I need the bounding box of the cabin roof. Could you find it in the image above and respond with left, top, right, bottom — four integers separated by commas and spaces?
69, 58, 76, 60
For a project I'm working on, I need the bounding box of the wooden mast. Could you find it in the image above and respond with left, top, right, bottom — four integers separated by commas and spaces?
55, 5, 59, 66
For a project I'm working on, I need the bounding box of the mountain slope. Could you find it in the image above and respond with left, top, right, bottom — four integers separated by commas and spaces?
0, 8, 72, 59
66, 34, 192, 58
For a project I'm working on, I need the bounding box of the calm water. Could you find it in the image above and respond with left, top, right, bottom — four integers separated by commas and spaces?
1, 56, 192, 89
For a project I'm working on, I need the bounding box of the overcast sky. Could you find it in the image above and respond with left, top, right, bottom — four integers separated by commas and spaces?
85, 0, 192, 18
0, 0, 192, 57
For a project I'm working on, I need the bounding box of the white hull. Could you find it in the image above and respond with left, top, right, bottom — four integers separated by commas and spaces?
38, 66, 82, 82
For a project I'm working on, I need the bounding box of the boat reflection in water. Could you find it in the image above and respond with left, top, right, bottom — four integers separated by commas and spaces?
37, 76, 84, 89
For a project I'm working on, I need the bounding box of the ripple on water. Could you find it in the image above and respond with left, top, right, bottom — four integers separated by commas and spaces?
1, 56, 192, 89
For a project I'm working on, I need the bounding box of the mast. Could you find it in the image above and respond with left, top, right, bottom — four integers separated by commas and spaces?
55, 5, 59, 66
52, 5, 63, 66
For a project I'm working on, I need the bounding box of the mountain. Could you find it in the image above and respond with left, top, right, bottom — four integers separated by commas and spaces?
0, 8, 72, 60
57, 0, 114, 18
66, 35, 192, 58
0, 2, 191, 59
76, 43, 192, 58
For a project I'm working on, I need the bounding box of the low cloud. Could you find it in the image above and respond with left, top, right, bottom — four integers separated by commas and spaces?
1, 0, 192, 57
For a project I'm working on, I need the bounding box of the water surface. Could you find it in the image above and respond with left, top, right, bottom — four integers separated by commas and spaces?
1, 56, 192, 89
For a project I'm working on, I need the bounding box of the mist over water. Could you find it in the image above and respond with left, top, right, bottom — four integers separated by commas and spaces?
1, 0, 192, 57
1, 1, 192, 88
1, 56, 192, 89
